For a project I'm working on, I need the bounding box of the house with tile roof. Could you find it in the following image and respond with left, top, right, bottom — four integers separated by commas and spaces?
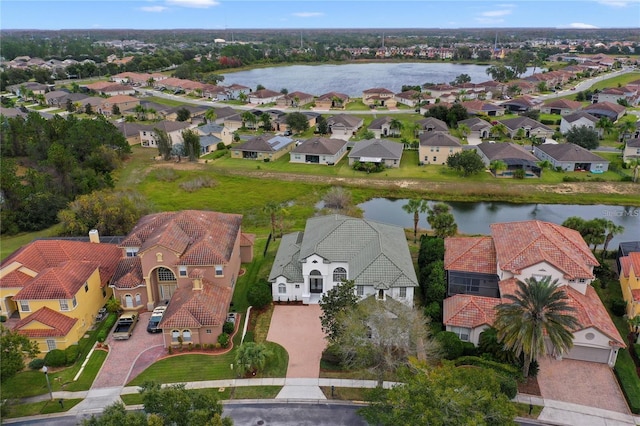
416, 117, 449, 135
362, 87, 397, 108
623, 138, 640, 163
367, 116, 401, 139
582, 101, 626, 122
0, 237, 121, 354
458, 117, 492, 139
502, 96, 540, 113
97, 95, 140, 116
348, 139, 403, 168
475, 142, 541, 177
460, 100, 505, 117
619, 251, 640, 321
499, 117, 554, 140
289, 137, 348, 165
110, 211, 254, 347
326, 114, 364, 141
534, 143, 609, 173
276, 91, 314, 108
419, 133, 463, 165
269, 215, 418, 306
541, 99, 583, 116
559, 112, 601, 136
139, 121, 195, 149
248, 89, 284, 105
315, 92, 350, 110
443, 220, 625, 366
231, 134, 296, 161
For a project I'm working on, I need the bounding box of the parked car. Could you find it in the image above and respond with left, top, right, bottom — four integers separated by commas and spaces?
112, 312, 138, 340
147, 306, 167, 333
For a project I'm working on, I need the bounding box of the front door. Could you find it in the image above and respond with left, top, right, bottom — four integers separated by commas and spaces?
309, 270, 323, 293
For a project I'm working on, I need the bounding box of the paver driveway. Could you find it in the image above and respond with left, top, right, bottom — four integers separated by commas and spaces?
537, 356, 630, 414
92, 312, 165, 388
267, 305, 327, 378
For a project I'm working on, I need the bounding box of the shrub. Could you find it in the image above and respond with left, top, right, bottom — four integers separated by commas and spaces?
562, 175, 582, 182
247, 279, 273, 309
217, 332, 230, 348
44, 349, 67, 367
453, 356, 522, 379
513, 169, 526, 179
462, 341, 477, 357
97, 330, 107, 343
153, 168, 179, 182
167, 346, 173, 355
216, 142, 226, 151
263, 158, 270, 162
187, 343, 193, 351
499, 375, 518, 399
29, 358, 46, 370
436, 331, 464, 360
215, 342, 222, 349
195, 344, 201, 350
179, 176, 216, 192
65, 345, 80, 365
0, 315, 6, 322
321, 344, 342, 366
611, 299, 627, 317
223, 321, 235, 334
104, 313, 117, 330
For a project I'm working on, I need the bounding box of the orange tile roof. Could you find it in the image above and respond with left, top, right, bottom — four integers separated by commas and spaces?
632, 289, 640, 302
241, 233, 256, 246
443, 294, 500, 328
490, 221, 598, 280
159, 281, 232, 329
14, 307, 77, 338
620, 252, 640, 278
120, 211, 242, 266
444, 237, 496, 274
111, 257, 144, 290
1, 240, 122, 290
0, 269, 33, 288
14, 261, 99, 300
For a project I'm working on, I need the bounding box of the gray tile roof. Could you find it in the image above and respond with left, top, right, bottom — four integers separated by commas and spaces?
273, 215, 418, 288
327, 114, 363, 128
268, 232, 304, 283
368, 116, 393, 130
417, 117, 448, 132
458, 117, 492, 131
348, 139, 403, 160
562, 111, 598, 124
236, 135, 294, 152
627, 138, 640, 148
536, 143, 608, 163
419, 132, 462, 147
292, 137, 347, 155
500, 117, 553, 132
476, 142, 538, 162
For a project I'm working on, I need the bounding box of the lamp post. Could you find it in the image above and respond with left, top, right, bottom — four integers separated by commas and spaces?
42, 366, 53, 400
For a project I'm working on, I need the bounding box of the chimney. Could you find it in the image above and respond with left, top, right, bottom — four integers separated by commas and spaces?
89, 229, 100, 244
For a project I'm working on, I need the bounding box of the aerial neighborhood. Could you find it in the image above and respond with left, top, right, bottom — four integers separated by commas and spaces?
1, 24, 640, 425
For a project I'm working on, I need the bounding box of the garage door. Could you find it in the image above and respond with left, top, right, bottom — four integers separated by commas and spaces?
564, 346, 611, 364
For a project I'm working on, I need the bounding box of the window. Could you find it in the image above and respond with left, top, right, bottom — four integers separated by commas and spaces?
157, 267, 175, 282
20, 301, 30, 312
450, 326, 470, 341
72, 296, 77, 308
333, 267, 347, 282
278, 283, 286, 294
433, 156, 437, 162
532, 274, 550, 282
399, 287, 407, 298
356, 285, 365, 296
102, 289, 107, 298
46, 339, 57, 351
295, 284, 300, 289
579, 278, 586, 283
206, 329, 212, 334
179, 266, 187, 277
85, 283, 89, 292
172, 330, 180, 342
215, 266, 223, 276
59, 299, 69, 311
156, 252, 163, 262
182, 330, 192, 342
135, 293, 141, 306
430, 147, 434, 152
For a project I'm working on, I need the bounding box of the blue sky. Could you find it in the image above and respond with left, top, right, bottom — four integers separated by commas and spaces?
1, 0, 639, 30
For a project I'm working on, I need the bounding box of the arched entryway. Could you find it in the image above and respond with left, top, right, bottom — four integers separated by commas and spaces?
153, 266, 177, 302
309, 270, 323, 294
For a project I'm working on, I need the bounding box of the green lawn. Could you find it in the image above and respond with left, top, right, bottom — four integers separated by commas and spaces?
2, 398, 83, 419
589, 72, 640, 91
120, 386, 282, 406
320, 386, 369, 401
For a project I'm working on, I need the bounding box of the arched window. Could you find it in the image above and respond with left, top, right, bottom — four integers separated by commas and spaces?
182, 330, 192, 342
171, 330, 180, 342
333, 267, 347, 282
377, 289, 385, 300
157, 267, 176, 282
278, 283, 286, 294
135, 293, 142, 306
124, 294, 133, 308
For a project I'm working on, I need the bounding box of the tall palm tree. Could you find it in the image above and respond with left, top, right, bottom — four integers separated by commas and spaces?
457, 123, 470, 141
204, 109, 217, 124
389, 118, 403, 137
494, 277, 579, 377
602, 221, 624, 254
490, 160, 507, 176
627, 158, 639, 183
596, 117, 614, 137
491, 123, 508, 140
402, 199, 428, 243
617, 120, 636, 142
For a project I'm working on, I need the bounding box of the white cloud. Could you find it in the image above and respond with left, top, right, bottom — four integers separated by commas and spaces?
140, 5, 168, 12
481, 9, 512, 17
166, 0, 219, 8
292, 12, 324, 18
565, 22, 600, 28
596, 0, 633, 7
475, 17, 506, 24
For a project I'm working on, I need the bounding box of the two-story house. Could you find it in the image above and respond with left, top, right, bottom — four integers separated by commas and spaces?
110, 211, 254, 348
443, 220, 625, 366
419, 133, 463, 165
269, 215, 418, 306
0, 236, 121, 354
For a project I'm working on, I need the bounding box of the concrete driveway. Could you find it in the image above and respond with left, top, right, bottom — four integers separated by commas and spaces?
267, 305, 327, 378
91, 312, 165, 388
537, 356, 630, 414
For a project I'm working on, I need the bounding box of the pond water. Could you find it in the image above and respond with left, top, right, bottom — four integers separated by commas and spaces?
221, 63, 536, 97
358, 198, 640, 248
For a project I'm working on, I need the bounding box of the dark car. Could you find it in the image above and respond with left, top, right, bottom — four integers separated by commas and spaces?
147, 306, 166, 333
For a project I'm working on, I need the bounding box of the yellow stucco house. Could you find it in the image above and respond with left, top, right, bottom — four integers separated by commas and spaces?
0, 238, 121, 354
620, 251, 640, 319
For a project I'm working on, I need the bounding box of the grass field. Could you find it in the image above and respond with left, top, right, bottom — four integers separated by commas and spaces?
2, 398, 83, 419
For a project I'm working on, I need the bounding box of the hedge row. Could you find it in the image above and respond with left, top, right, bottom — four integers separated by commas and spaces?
453, 356, 522, 380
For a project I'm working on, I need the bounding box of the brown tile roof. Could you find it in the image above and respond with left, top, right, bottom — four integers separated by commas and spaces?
536, 143, 608, 163
620, 252, 640, 278
443, 294, 500, 328
1, 240, 122, 290
111, 257, 145, 290
490, 221, 598, 280
241, 233, 256, 246
317, 92, 349, 101
14, 261, 99, 300
159, 282, 231, 329
544, 99, 583, 110
102, 95, 139, 104
120, 211, 242, 266
292, 137, 347, 155
0, 270, 33, 288
583, 101, 626, 115
363, 87, 394, 94
444, 237, 496, 274
14, 307, 78, 338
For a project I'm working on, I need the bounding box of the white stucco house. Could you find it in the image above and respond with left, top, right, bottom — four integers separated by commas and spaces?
268, 215, 418, 306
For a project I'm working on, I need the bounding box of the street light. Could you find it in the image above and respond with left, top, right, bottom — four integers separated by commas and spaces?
42, 366, 53, 400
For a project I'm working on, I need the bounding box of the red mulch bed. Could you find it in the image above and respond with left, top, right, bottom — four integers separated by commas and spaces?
518, 375, 542, 396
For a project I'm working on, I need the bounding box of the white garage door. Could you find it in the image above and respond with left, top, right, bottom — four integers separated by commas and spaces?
564, 346, 611, 364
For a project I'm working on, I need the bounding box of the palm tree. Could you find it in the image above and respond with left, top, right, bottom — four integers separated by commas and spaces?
617, 120, 636, 142
242, 111, 256, 130
494, 277, 579, 377
389, 118, 403, 137
491, 123, 508, 140
627, 158, 639, 183
602, 221, 624, 254
204, 109, 217, 124
234, 342, 271, 376
457, 123, 470, 141
402, 199, 428, 243
596, 117, 614, 137
490, 160, 507, 176
263, 201, 282, 238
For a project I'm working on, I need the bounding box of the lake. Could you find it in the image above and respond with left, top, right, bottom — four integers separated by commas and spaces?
221, 63, 536, 97
358, 198, 640, 248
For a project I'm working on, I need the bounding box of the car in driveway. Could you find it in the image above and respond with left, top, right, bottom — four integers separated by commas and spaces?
147, 306, 167, 333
